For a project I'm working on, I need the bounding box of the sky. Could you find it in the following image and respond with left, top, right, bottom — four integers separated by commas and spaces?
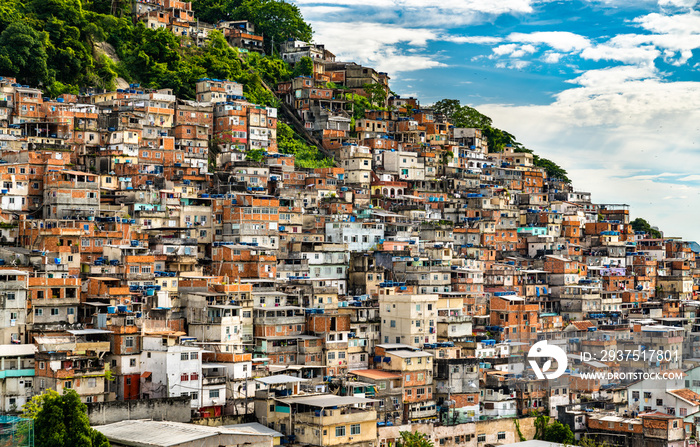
292, 0, 700, 241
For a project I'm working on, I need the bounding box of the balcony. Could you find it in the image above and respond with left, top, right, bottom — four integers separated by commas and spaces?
0, 369, 35, 379
438, 315, 472, 323
295, 408, 376, 426
203, 376, 226, 386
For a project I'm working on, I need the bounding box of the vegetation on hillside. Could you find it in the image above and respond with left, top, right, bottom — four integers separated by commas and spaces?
0, 0, 304, 101
23, 389, 111, 447
277, 122, 334, 169
534, 414, 575, 445
0, 1, 574, 174
190, 0, 312, 54
631, 217, 662, 238
432, 99, 571, 182
0, 0, 335, 166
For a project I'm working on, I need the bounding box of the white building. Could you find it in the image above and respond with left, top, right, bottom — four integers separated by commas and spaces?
140, 335, 226, 413
626, 375, 686, 414
0, 344, 36, 413
0, 270, 29, 344
381, 151, 425, 181
325, 222, 384, 252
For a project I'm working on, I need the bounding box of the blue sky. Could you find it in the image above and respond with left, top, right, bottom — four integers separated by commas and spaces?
293, 0, 700, 241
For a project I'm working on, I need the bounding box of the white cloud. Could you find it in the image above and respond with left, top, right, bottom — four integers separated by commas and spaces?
492, 43, 519, 56
635, 10, 700, 34
566, 64, 658, 88
491, 43, 537, 59
657, 0, 698, 7
495, 60, 531, 70
295, 1, 700, 238
625, 172, 686, 180
298, 0, 536, 26
511, 44, 537, 57
507, 31, 592, 52
580, 41, 660, 65
477, 73, 700, 239
310, 21, 446, 73
446, 35, 503, 44
542, 51, 563, 63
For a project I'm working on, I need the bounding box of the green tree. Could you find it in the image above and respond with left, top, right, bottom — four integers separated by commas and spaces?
432, 98, 462, 120
534, 415, 574, 445
0, 0, 24, 33
432, 99, 492, 129
238, 0, 312, 54
192, 0, 312, 54
363, 83, 388, 108
277, 122, 333, 168
544, 420, 574, 444
630, 217, 662, 238
23, 389, 111, 447
431, 98, 570, 182
532, 154, 570, 183
292, 56, 313, 78
578, 437, 612, 447
397, 431, 434, 447
246, 148, 266, 162
0, 21, 52, 87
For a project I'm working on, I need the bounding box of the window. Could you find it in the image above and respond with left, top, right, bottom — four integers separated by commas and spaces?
130, 358, 136, 367
350, 424, 361, 435
181, 353, 189, 361
209, 390, 220, 398
50, 308, 59, 316
477, 434, 486, 442
656, 399, 663, 406
64, 381, 72, 389
497, 432, 506, 441
190, 352, 198, 360
88, 378, 97, 388
181, 373, 189, 381
190, 373, 199, 380
125, 336, 134, 348
335, 426, 345, 437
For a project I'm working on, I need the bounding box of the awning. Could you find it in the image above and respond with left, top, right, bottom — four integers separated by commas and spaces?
141, 371, 152, 379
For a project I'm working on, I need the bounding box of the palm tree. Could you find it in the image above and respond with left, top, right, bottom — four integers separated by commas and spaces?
397, 431, 434, 447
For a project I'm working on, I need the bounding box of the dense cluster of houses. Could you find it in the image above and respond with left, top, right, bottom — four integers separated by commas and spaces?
0, 3, 700, 447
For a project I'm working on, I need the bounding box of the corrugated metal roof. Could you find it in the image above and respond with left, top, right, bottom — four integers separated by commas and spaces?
255, 374, 308, 385
0, 344, 37, 357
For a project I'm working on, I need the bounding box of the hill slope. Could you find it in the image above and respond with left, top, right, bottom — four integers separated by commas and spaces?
0, 0, 569, 177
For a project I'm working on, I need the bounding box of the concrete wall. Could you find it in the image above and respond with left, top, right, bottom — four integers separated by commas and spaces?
87, 396, 191, 426
377, 416, 537, 447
